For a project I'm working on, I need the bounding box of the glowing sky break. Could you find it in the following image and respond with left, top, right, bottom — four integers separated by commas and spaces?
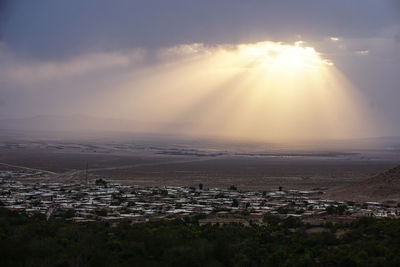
0, 40, 378, 142
1, 0, 399, 142
97, 41, 374, 142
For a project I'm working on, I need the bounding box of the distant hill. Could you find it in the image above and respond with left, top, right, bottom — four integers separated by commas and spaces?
329, 164, 400, 202
0, 115, 198, 143
1, 115, 400, 152
371, 165, 400, 184
0, 115, 193, 136
0, 115, 142, 132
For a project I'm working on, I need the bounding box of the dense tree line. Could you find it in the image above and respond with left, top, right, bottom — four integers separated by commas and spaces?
1, 208, 400, 266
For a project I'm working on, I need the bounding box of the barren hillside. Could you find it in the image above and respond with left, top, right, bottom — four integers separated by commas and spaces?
328, 165, 400, 202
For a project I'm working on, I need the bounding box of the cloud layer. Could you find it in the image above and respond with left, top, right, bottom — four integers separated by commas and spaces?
0, 1, 399, 139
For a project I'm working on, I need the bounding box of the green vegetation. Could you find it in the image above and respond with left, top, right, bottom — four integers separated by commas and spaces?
229, 185, 237, 191
94, 208, 108, 217
232, 198, 239, 207
95, 179, 108, 187
326, 204, 348, 215
215, 193, 225, 199
152, 189, 169, 196
2, 208, 400, 266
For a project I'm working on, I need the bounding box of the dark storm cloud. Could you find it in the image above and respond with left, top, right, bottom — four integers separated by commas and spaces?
389, 0, 400, 14
0, 0, 11, 39
1, 0, 398, 60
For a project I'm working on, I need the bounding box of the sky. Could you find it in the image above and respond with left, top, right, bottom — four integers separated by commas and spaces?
0, 0, 399, 141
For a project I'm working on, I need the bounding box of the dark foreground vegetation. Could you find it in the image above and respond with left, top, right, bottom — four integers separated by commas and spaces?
1, 208, 400, 266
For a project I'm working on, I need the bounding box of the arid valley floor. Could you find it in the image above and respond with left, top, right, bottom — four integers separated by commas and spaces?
1, 133, 399, 203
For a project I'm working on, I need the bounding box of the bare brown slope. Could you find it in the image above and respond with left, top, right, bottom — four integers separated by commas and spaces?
328, 165, 400, 202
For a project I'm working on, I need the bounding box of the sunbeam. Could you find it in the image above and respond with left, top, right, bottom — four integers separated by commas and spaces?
101, 41, 373, 142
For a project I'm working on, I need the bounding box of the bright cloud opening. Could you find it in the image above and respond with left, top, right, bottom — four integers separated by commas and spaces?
1, 40, 376, 142
103, 41, 373, 142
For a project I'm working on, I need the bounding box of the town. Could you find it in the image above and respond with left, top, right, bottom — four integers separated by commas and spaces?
1, 167, 399, 225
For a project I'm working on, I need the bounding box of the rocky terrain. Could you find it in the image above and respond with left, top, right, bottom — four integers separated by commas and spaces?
329, 165, 400, 202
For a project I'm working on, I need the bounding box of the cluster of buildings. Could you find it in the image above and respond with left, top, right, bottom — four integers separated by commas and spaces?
0, 169, 49, 179
1, 171, 400, 224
